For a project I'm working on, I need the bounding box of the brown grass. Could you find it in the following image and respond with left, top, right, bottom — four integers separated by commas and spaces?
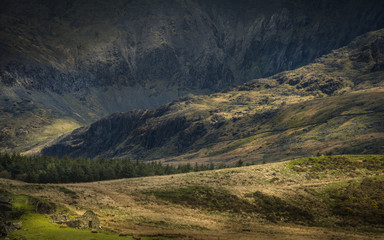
1, 155, 384, 239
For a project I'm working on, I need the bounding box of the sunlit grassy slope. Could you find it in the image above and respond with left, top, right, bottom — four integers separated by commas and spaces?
1, 155, 383, 240
9, 213, 155, 240
4, 194, 153, 240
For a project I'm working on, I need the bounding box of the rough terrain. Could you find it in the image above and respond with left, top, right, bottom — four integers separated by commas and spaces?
0, 155, 383, 239
42, 29, 384, 163
2, 0, 384, 153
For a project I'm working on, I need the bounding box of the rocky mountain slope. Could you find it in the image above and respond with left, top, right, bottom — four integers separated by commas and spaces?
1, 0, 384, 153
42, 29, 384, 164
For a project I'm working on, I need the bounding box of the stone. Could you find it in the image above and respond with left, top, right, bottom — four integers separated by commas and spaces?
0, 194, 12, 216
52, 210, 100, 229
11, 222, 22, 230
2, 0, 384, 155
0, 221, 22, 237
35, 201, 56, 214
50, 210, 71, 224
81, 210, 100, 229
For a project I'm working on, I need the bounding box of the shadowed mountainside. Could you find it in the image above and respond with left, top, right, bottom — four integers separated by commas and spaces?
42, 29, 384, 164
2, 0, 384, 92
1, 0, 384, 153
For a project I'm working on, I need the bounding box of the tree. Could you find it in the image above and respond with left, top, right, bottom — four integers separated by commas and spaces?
236, 160, 243, 167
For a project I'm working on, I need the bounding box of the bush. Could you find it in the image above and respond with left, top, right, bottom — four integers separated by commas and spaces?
329, 178, 384, 226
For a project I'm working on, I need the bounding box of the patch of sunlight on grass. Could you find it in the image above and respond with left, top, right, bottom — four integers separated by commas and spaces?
207, 135, 256, 157
32, 118, 81, 142
8, 213, 140, 240
11, 195, 34, 216
21, 118, 81, 154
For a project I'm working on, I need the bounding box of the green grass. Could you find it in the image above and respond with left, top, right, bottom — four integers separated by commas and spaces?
304, 176, 384, 231
288, 155, 384, 174
5, 193, 153, 240
287, 155, 384, 180
327, 177, 384, 226
11, 195, 34, 218
8, 214, 139, 240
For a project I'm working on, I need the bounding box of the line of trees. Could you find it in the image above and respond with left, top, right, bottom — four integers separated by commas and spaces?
0, 153, 217, 183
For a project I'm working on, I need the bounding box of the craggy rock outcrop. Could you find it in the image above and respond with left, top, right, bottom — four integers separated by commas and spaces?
29, 198, 57, 214
0, 192, 22, 237
2, 0, 384, 153
2, 0, 384, 93
0, 221, 22, 237
42, 29, 384, 161
0, 194, 12, 215
42, 107, 202, 159
51, 210, 100, 229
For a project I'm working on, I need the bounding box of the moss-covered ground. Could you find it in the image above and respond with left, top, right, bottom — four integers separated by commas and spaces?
3, 194, 153, 240
8, 214, 142, 240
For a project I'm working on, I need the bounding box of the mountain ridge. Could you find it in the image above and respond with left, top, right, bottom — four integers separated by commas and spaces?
1, 0, 384, 154
42, 28, 384, 164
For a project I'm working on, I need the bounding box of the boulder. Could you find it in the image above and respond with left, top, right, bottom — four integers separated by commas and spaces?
0, 192, 14, 237
0, 194, 12, 217
50, 210, 71, 224
0, 221, 22, 237
34, 200, 56, 214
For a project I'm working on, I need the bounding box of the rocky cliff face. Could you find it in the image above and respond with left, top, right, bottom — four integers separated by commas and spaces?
42, 29, 384, 163
1, 0, 384, 152
2, 0, 384, 93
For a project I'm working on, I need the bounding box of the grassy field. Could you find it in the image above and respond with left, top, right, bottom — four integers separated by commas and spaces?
1, 155, 383, 239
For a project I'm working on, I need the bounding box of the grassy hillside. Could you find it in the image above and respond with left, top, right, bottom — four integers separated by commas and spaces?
42, 29, 384, 164
0, 155, 383, 239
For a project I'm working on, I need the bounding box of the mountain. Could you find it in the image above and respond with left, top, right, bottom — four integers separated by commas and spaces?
42, 29, 384, 164
1, 0, 384, 153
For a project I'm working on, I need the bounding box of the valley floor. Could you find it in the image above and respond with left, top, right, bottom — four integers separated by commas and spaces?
1, 155, 384, 240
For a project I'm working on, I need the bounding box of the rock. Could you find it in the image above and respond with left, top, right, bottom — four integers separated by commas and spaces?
11, 222, 22, 230
0, 192, 14, 237
5, 0, 382, 94
66, 219, 83, 229
2, 0, 384, 154
0, 221, 9, 237
0, 193, 12, 216
53, 210, 100, 229
0, 221, 22, 237
41, 28, 384, 161
91, 229, 98, 233
34, 200, 56, 214
50, 210, 71, 224
81, 210, 100, 229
